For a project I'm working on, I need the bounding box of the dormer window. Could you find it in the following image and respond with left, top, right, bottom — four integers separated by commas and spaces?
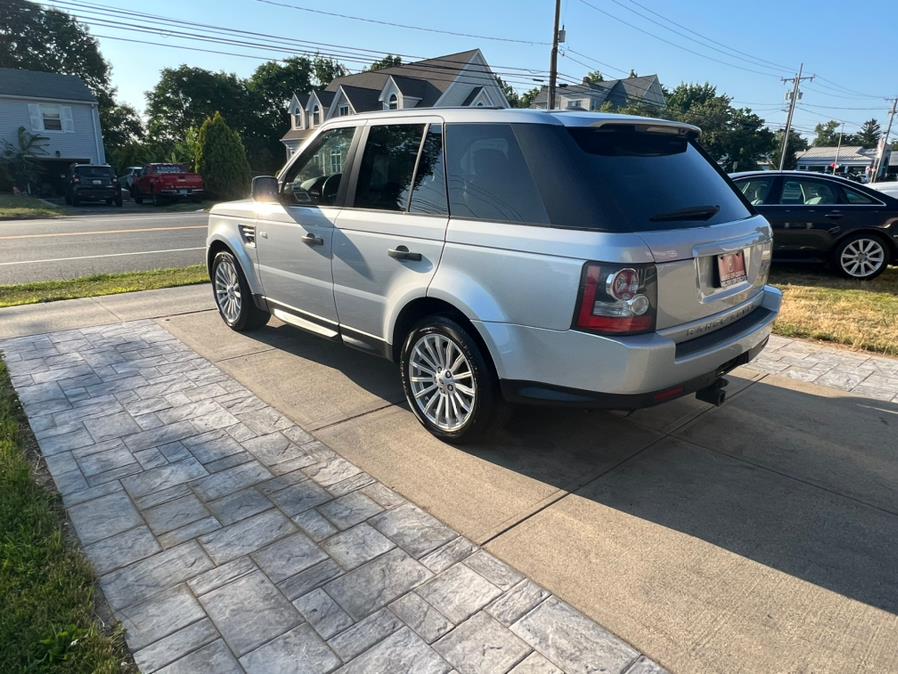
312, 105, 321, 125
387, 93, 398, 110
292, 112, 302, 129
338, 104, 349, 117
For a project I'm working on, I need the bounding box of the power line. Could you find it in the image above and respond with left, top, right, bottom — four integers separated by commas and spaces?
563, 47, 631, 78
254, 0, 550, 46
573, 0, 784, 79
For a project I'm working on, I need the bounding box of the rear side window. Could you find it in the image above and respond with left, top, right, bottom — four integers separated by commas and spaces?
563, 127, 751, 230
410, 125, 448, 216
737, 177, 773, 205
842, 186, 877, 204
445, 124, 549, 225
779, 178, 839, 205
354, 124, 424, 211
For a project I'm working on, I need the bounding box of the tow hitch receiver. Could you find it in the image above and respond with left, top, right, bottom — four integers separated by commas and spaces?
696, 378, 728, 406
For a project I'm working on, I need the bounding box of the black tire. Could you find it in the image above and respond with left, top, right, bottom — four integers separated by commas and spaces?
133, 188, 143, 205
211, 250, 270, 331
400, 315, 501, 444
831, 233, 890, 280
71, 195, 80, 207
114, 195, 123, 207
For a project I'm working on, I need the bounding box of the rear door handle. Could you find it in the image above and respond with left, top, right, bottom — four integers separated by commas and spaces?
388, 245, 422, 262
825, 211, 843, 219
302, 233, 324, 246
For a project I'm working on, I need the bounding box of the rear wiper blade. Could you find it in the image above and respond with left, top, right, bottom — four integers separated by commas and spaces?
649, 205, 720, 222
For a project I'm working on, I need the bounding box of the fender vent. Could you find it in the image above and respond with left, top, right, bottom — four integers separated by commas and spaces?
238, 224, 256, 247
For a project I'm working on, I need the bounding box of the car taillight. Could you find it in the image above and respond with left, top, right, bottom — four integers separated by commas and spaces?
72, 175, 80, 183
574, 262, 657, 335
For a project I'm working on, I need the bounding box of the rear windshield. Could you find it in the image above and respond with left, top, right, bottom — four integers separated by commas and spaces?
74, 166, 114, 177
152, 164, 188, 174
444, 123, 751, 232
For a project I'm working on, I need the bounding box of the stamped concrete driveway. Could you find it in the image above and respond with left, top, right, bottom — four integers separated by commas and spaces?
3, 286, 898, 672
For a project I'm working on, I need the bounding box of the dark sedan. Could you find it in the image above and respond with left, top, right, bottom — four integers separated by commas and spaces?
731, 171, 898, 279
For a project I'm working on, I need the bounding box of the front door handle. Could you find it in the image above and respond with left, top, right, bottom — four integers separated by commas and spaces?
825, 211, 843, 219
388, 245, 422, 262
302, 233, 324, 246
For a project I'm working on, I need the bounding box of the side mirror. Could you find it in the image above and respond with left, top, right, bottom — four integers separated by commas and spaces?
251, 175, 279, 202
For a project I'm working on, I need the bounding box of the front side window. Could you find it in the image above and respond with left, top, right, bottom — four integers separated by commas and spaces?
41, 105, 62, 131
779, 179, 839, 205
354, 124, 424, 211
282, 126, 355, 206
445, 123, 549, 225
737, 177, 773, 205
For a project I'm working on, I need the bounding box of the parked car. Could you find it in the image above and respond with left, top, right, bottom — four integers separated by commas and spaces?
64, 164, 122, 207
731, 171, 898, 279
132, 163, 204, 205
206, 109, 781, 442
119, 166, 143, 191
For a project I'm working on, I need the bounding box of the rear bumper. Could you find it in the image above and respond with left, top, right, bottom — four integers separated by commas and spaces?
478, 285, 781, 404
158, 188, 203, 196
72, 187, 118, 199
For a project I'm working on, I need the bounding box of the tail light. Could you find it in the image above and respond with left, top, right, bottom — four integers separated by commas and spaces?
574, 261, 657, 335
72, 175, 81, 183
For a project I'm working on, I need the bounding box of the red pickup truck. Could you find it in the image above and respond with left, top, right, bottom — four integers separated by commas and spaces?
131, 163, 204, 205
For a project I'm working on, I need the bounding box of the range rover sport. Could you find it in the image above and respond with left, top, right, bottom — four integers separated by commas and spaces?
206, 108, 781, 442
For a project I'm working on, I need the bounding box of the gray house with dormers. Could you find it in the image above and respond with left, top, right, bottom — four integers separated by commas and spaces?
281, 49, 508, 157
531, 74, 665, 112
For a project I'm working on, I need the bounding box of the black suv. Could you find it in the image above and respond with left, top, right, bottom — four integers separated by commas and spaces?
65, 164, 122, 207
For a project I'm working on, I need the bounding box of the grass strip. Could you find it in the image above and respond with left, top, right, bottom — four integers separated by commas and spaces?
0, 266, 209, 308
0, 359, 132, 672
0, 195, 65, 220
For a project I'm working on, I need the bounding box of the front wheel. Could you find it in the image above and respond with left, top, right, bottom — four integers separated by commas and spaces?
833, 234, 889, 280
400, 316, 501, 444
211, 251, 270, 331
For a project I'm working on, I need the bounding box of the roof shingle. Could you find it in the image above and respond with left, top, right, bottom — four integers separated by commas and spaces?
0, 68, 96, 102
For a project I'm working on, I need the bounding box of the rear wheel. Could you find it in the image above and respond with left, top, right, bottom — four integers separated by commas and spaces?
400, 316, 501, 443
151, 188, 161, 207
211, 250, 270, 331
833, 234, 889, 280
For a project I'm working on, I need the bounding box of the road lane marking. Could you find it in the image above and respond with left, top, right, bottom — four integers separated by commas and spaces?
0, 247, 205, 266
0, 225, 207, 240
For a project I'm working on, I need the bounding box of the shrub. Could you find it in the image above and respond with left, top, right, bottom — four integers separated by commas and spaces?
195, 112, 251, 200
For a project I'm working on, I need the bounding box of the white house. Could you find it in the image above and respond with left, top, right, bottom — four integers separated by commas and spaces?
0, 68, 105, 193
281, 49, 509, 156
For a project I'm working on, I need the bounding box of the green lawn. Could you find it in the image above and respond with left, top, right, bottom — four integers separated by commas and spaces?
0, 359, 133, 673
0, 194, 65, 220
771, 266, 898, 357
0, 266, 209, 308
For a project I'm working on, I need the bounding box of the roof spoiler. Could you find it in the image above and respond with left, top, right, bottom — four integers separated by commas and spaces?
590, 118, 702, 138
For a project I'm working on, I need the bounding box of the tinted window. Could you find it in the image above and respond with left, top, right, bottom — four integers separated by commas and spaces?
74, 166, 114, 177
282, 127, 355, 206
410, 125, 448, 216
779, 179, 839, 205
563, 126, 751, 230
737, 177, 773, 205
445, 124, 549, 225
843, 186, 876, 204
354, 124, 424, 211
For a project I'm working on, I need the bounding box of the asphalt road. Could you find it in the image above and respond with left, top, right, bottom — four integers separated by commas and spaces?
0, 210, 209, 284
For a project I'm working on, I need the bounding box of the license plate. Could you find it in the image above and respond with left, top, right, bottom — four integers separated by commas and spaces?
717, 251, 747, 287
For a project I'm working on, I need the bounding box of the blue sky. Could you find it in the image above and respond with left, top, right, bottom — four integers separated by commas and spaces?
62, 0, 897, 140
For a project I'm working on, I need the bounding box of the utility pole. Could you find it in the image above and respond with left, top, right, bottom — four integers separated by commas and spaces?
871, 98, 897, 181
833, 122, 844, 175
547, 0, 562, 110
778, 63, 814, 170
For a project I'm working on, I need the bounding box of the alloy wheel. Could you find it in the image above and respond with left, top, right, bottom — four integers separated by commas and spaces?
408, 333, 476, 432
840, 238, 885, 278
214, 257, 242, 323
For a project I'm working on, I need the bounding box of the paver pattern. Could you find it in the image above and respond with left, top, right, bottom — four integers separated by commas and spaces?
1, 320, 663, 674
745, 334, 898, 401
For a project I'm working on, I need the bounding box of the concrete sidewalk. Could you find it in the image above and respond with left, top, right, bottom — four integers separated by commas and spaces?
3, 288, 898, 673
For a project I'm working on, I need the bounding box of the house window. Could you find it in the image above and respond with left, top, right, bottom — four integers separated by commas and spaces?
388, 93, 398, 110
42, 105, 63, 131
292, 112, 302, 129
338, 105, 350, 117
565, 99, 584, 110
312, 105, 320, 126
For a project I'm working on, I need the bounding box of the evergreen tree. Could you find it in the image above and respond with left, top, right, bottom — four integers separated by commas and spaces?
857, 119, 881, 148
195, 113, 251, 201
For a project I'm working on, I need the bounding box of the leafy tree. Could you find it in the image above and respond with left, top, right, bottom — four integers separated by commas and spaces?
518, 87, 541, 109
1, 127, 49, 191
0, 1, 143, 160
583, 70, 604, 85
494, 76, 520, 107
856, 118, 881, 148
195, 113, 251, 200
773, 128, 809, 169
312, 58, 347, 86
368, 55, 402, 71
813, 120, 842, 146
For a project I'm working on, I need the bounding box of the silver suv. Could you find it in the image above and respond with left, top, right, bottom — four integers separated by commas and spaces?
206, 108, 781, 442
